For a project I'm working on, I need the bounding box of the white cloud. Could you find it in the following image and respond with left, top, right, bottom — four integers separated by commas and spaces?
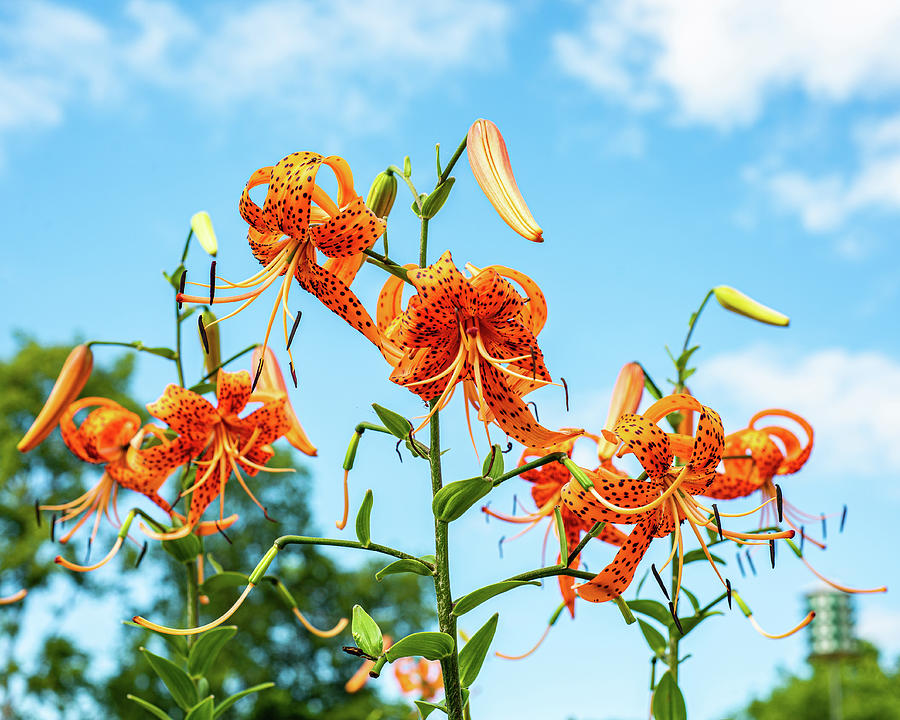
554, 0, 900, 129
0, 0, 510, 153
858, 604, 900, 656
752, 113, 900, 233
693, 346, 900, 475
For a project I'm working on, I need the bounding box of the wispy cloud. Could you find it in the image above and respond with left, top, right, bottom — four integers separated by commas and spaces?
0, 0, 510, 156
693, 345, 900, 476
553, 0, 900, 129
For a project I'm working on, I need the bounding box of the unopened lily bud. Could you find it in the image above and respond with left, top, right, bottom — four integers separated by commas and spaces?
18, 344, 93, 452
190, 211, 218, 257
597, 362, 644, 460
251, 346, 317, 456
467, 118, 543, 242
366, 170, 398, 219
199, 310, 221, 374
713, 286, 789, 327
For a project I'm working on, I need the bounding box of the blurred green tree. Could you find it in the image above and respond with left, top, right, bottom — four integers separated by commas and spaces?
0, 336, 431, 719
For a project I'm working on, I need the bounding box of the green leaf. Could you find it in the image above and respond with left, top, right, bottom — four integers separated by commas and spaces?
458, 613, 499, 688
415, 700, 447, 718
420, 177, 455, 219
386, 631, 454, 662
371, 404, 413, 439
637, 619, 667, 658
676, 345, 700, 371
139, 647, 198, 711
375, 557, 434, 581
205, 554, 225, 574
126, 695, 174, 720
213, 682, 275, 719
355, 489, 374, 547
680, 587, 700, 613
165, 264, 186, 289
185, 697, 214, 720
452, 580, 540, 616
201, 571, 250, 595
141, 346, 178, 360
681, 549, 726, 565
188, 626, 237, 677
652, 671, 687, 720
187, 381, 216, 395
679, 611, 723, 636
351, 605, 384, 657
432, 476, 493, 522
627, 599, 673, 628
481, 444, 504, 480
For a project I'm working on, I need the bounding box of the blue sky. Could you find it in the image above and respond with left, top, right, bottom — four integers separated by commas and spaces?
2, 1, 899, 718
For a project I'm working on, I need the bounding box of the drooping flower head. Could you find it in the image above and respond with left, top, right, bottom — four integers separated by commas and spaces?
145, 370, 290, 539
562, 395, 800, 627
379, 250, 578, 449
40, 397, 189, 570
178, 152, 385, 375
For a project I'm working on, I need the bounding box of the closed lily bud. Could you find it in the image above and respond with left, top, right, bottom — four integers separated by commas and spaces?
713, 286, 789, 326
18, 344, 93, 452
366, 170, 398, 219
190, 211, 218, 257
198, 310, 221, 375
251, 346, 317, 456
597, 362, 644, 460
467, 119, 543, 242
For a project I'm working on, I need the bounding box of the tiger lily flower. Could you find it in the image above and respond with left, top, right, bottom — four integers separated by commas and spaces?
178, 152, 385, 373
393, 657, 444, 701
39, 397, 190, 570
250, 345, 317, 456
144, 369, 290, 539
706, 409, 885, 595
17, 344, 93, 452
378, 250, 578, 449
561, 394, 797, 624
467, 119, 543, 242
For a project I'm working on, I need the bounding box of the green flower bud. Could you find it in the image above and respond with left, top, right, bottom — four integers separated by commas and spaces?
713, 286, 789, 326
366, 171, 398, 219
190, 211, 218, 257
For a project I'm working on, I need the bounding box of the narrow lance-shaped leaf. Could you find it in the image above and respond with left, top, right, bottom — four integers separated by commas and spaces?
355, 489, 374, 547
652, 671, 687, 720
126, 695, 174, 720
385, 632, 454, 662
432, 476, 493, 522
185, 697, 215, 720
375, 556, 435, 581
458, 613, 499, 688
212, 682, 275, 719
452, 580, 540, 616
188, 626, 237, 677
139, 648, 198, 711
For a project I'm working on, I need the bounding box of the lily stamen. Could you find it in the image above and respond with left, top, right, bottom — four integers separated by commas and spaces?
134, 583, 255, 636
55, 536, 124, 572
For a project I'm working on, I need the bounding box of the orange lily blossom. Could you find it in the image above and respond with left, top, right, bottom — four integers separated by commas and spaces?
393, 657, 444, 701
378, 250, 578, 449
178, 152, 385, 376
143, 369, 291, 539
39, 397, 190, 571
561, 394, 812, 638
705, 409, 885, 595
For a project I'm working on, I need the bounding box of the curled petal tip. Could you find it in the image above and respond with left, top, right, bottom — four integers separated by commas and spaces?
467, 119, 543, 242
18, 345, 93, 453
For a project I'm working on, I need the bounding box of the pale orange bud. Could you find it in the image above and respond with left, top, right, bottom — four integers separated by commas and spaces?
597, 362, 644, 460
467, 119, 543, 242
18, 344, 93, 452
251, 346, 317, 456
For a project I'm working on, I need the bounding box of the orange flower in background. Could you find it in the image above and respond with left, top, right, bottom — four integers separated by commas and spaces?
393, 657, 444, 701
250, 345, 317, 456
467, 119, 543, 242
145, 370, 290, 539
178, 152, 385, 374
562, 395, 797, 621
39, 397, 190, 570
596, 361, 645, 462
379, 250, 578, 449
17, 344, 93, 453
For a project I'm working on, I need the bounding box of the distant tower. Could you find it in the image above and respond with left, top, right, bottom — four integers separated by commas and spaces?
806, 589, 858, 720
806, 590, 857, 658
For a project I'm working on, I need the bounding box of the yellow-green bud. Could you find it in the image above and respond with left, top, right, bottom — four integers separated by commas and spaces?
712, 286, 790, 326
198, 310, 221, 374
190, 211, 218, 257
366, 171, 398, 220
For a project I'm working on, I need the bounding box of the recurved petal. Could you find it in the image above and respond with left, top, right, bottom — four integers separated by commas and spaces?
407, 251, 476, 314
239, 166, 277, 233
750, 409, 813, 474
481, 264, 548, 335
264, 151, 326, 236
467, 119, 543, 242
469, 268, 524, 321
575, 517, 657, 603
147, 385, 218, 442
702, 471, 763, 500
251, 347, 317, 456
561, 472, 657, 526
610, 413, 673, 481
309, 197, 385, 258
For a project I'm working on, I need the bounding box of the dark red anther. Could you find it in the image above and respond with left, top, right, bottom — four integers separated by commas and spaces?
342, 646, 376, 660
198, 315, 209, 354
769, 539, 775, 569
502, 441, 513, 454
561, 377, 570, 412
526, 400, 540, 423
395, 439, 403, 462
34, 499, 41, 528
50, 513, 57, 542
289, 361, 298, 388
651, 563, 671, 600
177, 269, 186, 309
251, 357, 264, 391
821, 514, 827, 540
745, 550, 756, 576
775, 484, 783, 522
84, 537, 93, 564
712, 503, 723, 540
216, 521, 232, 544
135, 541, 149, 568
287, 310, 302, 350
726, 579, 732, 609
736, 552, 745, 577
668, 602, 683, 634
262, 506, 279, 523
208, 260, 216, 304
800, 525, 805, 552
498, 536, 505, 559
840, 505, 847, 533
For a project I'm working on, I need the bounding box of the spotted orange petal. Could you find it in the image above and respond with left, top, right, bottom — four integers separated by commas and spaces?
576, 517, 657, 602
